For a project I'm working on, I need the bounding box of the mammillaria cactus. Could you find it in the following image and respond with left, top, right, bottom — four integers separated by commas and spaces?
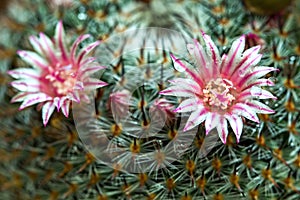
0, 0, 299, 200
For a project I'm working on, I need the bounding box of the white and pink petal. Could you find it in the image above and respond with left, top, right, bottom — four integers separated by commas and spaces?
183, 107, 208, 131
225, 114, 243, 143
10, 80, 40, 92
174, 98, 202, 113
160, 85, 197, 97
11, 92, 37, 103
19, 93, 52, 110
170, 54, 205, 87
221, 35, 245, 76
231, 103, 259, 123
42, 101, 56, 126
246, 100, 275, 114
201, 32, 221, 74
216, 117, 228, 144
17, 50, 48, 69
61, 99, 70, 117
77, 41, 101, 65
205, 113, 220, 135
8, 68, 40, 79
84, 78, 108, 90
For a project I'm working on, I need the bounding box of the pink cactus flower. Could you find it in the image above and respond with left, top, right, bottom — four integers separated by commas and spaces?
8, 21, 107, 126
160, 32, 278, 143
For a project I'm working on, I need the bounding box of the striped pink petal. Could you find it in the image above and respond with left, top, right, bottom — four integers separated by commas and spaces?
11, 92, 37, 103
170, 54, 205, 87
17, 50, 48, 69
84, 78, 108, 90
159, 86, 197, 97
61, 100, 70, 117
237, 66, 278, 88
70, 34, 91, 62
225, 114, 243, 143
184, 108, 208, 131
217, 117, 228, 144
80, 65, 107, 78
174, 98, 202, 113
10, 80, 40, 92
205, 113, 220, 135
54, 20, 68, 61
231, 103, 259, 123
19, 93, 52, 110
229, 45, 261, 77
221, 35, 245, 76
77, 41, 101, 65
39, 33, 58, 63
8, 68, 39, 79
187, 39, 211, 79
29, 35, 43, 55
42, 101, 56, 126
245, 100, 275, 114
201, 32, 221, 76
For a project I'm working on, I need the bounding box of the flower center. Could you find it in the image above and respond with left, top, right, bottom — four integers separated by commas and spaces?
45, 64, 77, 96
202, 78, 236, 110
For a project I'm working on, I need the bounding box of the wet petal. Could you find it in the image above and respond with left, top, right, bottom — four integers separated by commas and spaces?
170, 54, 205, 87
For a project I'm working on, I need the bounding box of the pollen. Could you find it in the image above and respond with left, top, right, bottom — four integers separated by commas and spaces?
45, 66, 77, 96
203, 78, 236, 110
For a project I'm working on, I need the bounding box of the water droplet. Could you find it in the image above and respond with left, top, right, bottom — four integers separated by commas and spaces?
238, 68, 247, 77
290, 56, 296, 61
289, 56, 296, 64
78, 13, 87, 20
250, 86, 262, 97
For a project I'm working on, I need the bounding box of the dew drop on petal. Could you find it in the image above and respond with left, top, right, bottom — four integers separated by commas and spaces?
172, 59, 186, 72
250, 86, 262, 97
238, 68, 247, 77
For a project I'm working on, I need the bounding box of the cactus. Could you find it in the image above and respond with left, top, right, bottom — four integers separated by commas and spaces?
1, 0, 300, 200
